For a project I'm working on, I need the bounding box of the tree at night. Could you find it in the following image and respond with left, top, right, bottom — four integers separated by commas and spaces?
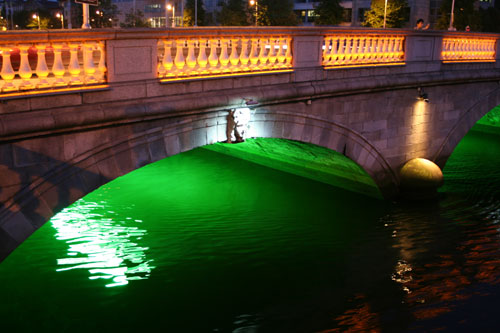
314, 0, 343, 26
362, 0, 408, 28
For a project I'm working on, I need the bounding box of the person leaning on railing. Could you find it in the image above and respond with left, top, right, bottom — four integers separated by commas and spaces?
415, 18, 429, 30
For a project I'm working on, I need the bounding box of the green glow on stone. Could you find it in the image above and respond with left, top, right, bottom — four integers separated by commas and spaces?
50, 199, 156, 288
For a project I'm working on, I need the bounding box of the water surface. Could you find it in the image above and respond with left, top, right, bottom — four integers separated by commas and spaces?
1, 125, 500, 332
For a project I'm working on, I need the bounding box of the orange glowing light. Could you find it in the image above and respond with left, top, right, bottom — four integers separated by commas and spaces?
0, 84, 109, 99
159, 69, 293, 83
324, 62, 405, 70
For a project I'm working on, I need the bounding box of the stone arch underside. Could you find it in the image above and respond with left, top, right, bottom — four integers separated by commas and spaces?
0, 110, 397, 261
434, 85, 500, 168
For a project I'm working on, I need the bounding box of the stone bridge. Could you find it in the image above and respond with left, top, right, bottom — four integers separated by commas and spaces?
0, 27, 499, 260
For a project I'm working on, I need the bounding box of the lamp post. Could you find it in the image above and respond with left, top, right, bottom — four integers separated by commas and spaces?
32, 13, 40, 30
448, 0, 456, 31
56, 12, 64, 29
167, 3, 175, 27
383, 0, 388, 29
249, 0, 258, 26
82, 4, 91, 29
194, 0, 197, 27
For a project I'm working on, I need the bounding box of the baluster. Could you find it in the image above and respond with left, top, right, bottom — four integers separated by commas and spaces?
249, 38, 259, 67
239, 38, 250, 69
35, 43, 50, 88
387, 37, 395, 62
464, 39, 470, 59
323, 37, 331, 65
376, 37, 385, 62
285, 38, 292, 66
51, 43, 66, 86
186, 39, 197, 71
208, 38, 219, 72
352, 37, 360, 63
161, 40, 174, 76
97, 42, 107, 82
258, 38, 268, 69
357, 37, 366, 64
446, 39, 453, 60
229, 38, 240, 70
365, 37, 374, 63
268, 37, 278, 67
197, 39, 208, 73
18, 44, 33, 89
385, 37, 393, 61
1, 46, 16, 91
381, 37, 390, 62
174, 39, 186, 75
67, 43, 82, 85
331, 37, 339, 65
458, 39, 464, 59
337, 37, 346, 64
344, 37, 353, 64
278, 38, 286, 67
441, 39, 448, 60
219, 39, 230, 71
83, 42, 97, 83
157, 41, 165, 77
488, 40, 495, 59
398, 37, 405, 60
450, 39, 456, 60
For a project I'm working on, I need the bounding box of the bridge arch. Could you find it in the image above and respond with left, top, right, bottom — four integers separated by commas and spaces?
435, 85, 500, 167
0, 110, 397, 261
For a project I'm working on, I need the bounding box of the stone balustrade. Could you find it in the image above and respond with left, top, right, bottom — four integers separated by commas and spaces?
0, 28, 498, 98
441, 37, 497, 62
0, 41, 106, 94
322, 35, 405, 67
158, 36, 293, 80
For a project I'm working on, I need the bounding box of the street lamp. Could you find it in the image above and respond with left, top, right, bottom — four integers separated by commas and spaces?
448, 0, 456, 31
32, 13, 40, 30
249, 0, 258, 26
166, 3, 175, 27
383, 0, 388, 29
56, 12, 64, 29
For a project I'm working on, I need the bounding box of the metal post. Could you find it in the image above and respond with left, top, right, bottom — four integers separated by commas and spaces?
383, 0, 388, 29
448, 0, 456, 31
67, 0, 72, 29
194, 0, 197, 26
82, 3, 91, 29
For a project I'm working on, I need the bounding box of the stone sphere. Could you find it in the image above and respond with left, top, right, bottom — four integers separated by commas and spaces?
399, 158, 444, 191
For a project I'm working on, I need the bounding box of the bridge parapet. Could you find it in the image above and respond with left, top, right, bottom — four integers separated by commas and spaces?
0, 28, 499, 100
0, 31, 110, 98
158, 35, 293, 81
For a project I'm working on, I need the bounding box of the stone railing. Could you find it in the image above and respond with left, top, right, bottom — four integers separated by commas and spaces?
0, 39, 106, 95
322, 35, 405, 68
158, 36, 293, 80
441, 37, 497, 62
0, 28, 498, 98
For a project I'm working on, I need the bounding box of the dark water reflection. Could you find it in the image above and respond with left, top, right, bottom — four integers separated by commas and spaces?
1, 128, 500, 332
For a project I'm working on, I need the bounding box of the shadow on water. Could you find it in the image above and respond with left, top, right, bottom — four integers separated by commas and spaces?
0, 144, 110, 260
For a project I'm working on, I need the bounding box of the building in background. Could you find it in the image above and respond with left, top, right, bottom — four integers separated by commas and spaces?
293, 0, 496, 28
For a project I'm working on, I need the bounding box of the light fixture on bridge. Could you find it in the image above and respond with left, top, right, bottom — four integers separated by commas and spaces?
417, 87, 429, 103
244, 98, 258, 106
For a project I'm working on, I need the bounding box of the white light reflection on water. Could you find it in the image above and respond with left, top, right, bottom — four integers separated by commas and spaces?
50, 199, 155, 288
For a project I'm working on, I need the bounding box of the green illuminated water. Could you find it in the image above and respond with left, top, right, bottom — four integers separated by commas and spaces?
2, 119, 500, 331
